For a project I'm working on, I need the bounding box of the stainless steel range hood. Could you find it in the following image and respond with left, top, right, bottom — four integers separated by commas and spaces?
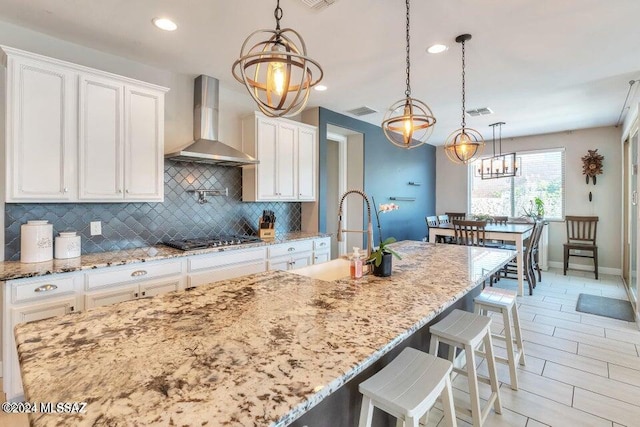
165, 75, 258, 166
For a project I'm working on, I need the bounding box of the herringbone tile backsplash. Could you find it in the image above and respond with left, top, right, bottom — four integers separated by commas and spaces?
5, 161, 302, 261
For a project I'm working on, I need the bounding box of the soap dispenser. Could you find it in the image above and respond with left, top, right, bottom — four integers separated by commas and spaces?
350, 247, 363, 279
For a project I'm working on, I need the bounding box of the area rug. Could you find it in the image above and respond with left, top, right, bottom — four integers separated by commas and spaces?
575, 293, 635, 322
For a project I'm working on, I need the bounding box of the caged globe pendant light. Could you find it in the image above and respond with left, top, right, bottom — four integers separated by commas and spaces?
232, 0, 324, 118
381, 0, 436, 149
444, 34, 484, 164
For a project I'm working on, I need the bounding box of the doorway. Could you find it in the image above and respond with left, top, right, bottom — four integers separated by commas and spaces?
623, 124, 638, 322
325, 125, 364, 258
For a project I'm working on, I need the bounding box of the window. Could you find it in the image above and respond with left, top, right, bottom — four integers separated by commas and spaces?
469, 148, 565, 220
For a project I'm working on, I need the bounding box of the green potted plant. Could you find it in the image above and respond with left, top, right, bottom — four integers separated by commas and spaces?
368, 198, 402, 277
523, 197, 545, 220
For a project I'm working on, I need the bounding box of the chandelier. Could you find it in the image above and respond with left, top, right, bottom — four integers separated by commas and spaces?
232, 0, 323, 118
381, 0, 436, 149
476, 122, 520, 179
444, 34, 484, 164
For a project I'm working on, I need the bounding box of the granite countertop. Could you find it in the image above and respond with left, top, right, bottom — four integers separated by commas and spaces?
0, 231, 329, 282
15, 241, 515, 427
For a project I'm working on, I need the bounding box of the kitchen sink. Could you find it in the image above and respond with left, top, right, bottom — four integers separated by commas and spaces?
289, 258, 352, 281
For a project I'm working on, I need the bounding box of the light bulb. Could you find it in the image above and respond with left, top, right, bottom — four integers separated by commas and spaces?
402, 103, 414, 144
269, 61, 286, 96
404, 118, 413, 136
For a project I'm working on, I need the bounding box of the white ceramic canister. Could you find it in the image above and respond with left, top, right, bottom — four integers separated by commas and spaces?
20, 220, 53, 263
54, 231, 81, 259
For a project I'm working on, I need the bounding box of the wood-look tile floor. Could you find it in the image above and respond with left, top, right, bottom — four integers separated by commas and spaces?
1, 269, 638, 427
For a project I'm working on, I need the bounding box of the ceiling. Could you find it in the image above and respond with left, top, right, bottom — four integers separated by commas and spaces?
0, 0, 639, 145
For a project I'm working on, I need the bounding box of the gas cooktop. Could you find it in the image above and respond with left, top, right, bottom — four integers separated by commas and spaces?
163, 235, 263, 251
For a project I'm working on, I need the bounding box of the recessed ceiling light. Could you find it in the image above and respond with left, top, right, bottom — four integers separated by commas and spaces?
314, 85, 328, 91
152, 18, 177, 31
427, 44, 448, 54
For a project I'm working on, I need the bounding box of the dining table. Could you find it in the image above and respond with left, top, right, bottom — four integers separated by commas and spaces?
428, 222, 534, 296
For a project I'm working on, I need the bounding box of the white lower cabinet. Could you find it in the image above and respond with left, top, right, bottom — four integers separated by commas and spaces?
84, 278, 182, 309
313, 237, 331, 264
3, 273, 84, 402
268, 240, 314, 271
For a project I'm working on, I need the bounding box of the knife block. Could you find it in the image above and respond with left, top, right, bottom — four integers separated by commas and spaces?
258, 218, 275, 240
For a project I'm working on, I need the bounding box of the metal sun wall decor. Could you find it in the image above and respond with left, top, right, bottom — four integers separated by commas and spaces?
581, 149, 604, 185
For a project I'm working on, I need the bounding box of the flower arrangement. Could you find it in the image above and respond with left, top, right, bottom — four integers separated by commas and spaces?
368, 197, 402, 268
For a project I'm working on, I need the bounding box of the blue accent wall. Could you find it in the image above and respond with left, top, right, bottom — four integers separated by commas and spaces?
317, 107, 436, 243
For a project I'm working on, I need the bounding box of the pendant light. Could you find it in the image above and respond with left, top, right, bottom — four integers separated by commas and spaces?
477, 122, 520, 179
444, 34, 484, 164
232, 0, 324, 118
381, 0, 436, 149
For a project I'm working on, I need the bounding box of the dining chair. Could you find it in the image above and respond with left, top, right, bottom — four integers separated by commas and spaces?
496, 220, 542, 295
564, 216, 599, 279
453, 219, 487, 247
437, 214, 450, 224
445, 212, 467, 221
425, 216, 441, 243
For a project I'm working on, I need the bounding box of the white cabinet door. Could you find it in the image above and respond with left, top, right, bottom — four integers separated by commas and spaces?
6, 56, 76, 201
8, 296, 79, 401
290, 252, 313, 269
297, 126, 316, 201
256, 117, 279, 200
277, 122, 297, 199
188, 261, 266, 287
78, 74, 123, 200
139, 278, 181, 298
268, 257, 292, 271
314, 251, 330, 264
85, 284, 139, 309
124, 85, 164, 201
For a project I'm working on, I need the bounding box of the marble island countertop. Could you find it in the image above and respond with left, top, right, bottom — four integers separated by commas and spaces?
15, 241, 515, 426
0, 231, 328, 282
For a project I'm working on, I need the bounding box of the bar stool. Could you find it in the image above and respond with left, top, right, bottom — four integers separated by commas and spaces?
358, 347, 457, 427
474, 287, 526, 390
429, 309, 502, 427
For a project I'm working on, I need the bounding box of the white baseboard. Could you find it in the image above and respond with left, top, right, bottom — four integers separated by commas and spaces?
548, 261, 621, 276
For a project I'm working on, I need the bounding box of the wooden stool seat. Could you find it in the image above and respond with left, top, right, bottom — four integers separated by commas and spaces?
474, 288, 526, 390
429, 309, 502, 427
358, 347, 457, 427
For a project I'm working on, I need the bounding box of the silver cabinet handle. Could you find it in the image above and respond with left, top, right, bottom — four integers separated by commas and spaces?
117, 189, 122, 193
131, 270, 148, 277
35, 284, 57, 292
319, 242, 326, 247
63, 188, 68, 193
125, 189, 129, 193
287, 247, 295, 252
68, 305, 75, 314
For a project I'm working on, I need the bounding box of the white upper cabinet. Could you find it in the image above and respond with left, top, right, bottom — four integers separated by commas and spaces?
2, 46, 168, 203
5, 53, 77, 201
242, 112, 317, 202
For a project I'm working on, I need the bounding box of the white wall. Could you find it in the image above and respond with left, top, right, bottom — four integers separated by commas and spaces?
436, 126, 622, 272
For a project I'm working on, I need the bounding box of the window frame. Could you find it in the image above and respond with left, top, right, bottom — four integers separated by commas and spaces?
467, 147, 566, 221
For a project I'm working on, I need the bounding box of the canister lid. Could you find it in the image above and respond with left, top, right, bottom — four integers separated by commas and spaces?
26, 220, 49, 225
58, 232, 77, 237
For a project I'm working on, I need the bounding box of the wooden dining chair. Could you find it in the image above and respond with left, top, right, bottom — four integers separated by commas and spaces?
564, 216, 599, 279
453, 219, 487, 247
425, 216, 442, 243
437, 214, 450, 224
445, 212, 467, 221
496, 220, 542, 295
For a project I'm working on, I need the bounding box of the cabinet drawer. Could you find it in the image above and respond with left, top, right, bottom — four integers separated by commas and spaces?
188, 247, 266, 272
314, 237, 331, 251
12, 275, 77, 304
86, 259, 183, 290
268, 240, 313, 258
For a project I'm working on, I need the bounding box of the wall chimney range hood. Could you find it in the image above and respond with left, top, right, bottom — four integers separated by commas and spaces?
165, 75, 258, 166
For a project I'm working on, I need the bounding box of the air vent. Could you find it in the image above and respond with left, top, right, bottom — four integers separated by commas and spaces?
300, 0, 337, 10
346, 106, 378, 116
466, 107, 493, 117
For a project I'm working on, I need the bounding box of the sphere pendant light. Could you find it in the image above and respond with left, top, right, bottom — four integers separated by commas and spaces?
381, 0, 436, 149
232, 0, 324, 118
444, 34, 485, 164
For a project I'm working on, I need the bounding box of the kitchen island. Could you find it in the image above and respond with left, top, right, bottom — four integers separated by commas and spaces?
14, 241, 514, 426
